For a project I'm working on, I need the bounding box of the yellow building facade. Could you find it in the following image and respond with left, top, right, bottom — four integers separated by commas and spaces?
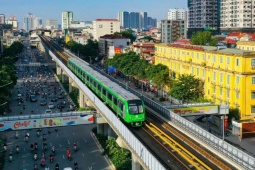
236, 41, 255, 51
155, 43, 255, 120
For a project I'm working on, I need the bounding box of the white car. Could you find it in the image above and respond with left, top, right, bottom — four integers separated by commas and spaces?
63, 168, 73, 170
48, 102, 55, 109
45, 109, 52, 114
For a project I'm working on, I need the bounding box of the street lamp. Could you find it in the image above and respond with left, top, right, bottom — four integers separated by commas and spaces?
221, 115, 225, 141
89, 56, 92, 64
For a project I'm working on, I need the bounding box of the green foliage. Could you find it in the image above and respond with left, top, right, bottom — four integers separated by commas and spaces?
114, 29, 136, 43
69, 89, 79, 108
169, 74, 200, 103
78, 106, 95, 111
65, 39, 99, 63
140, 36, 155, 42
192, 97, 211, 103
190, 31, 217, 46
0, 41, 23, 114
106, 138, 131, 170
228, 108, 240, 124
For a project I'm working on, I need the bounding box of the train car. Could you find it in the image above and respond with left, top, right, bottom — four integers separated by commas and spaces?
68, 58, 145, 127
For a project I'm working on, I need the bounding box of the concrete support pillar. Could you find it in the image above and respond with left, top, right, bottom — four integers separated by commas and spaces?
56, 65, 61, 75
108, 126, 117, 139
62, 74, 68, 83
97, 123, 109, 136
132, 154, 142, 170
79, 89, 85, 108
69, 77, 73, 93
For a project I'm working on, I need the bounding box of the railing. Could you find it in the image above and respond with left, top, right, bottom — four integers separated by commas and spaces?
0, 111, 93, 121
90, 66, 255, 170
47, 49, 166, 170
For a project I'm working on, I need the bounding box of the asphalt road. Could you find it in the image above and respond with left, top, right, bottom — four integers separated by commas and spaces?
1, 47, 112, 170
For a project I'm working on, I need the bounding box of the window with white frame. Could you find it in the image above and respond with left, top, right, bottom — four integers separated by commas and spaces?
251, 59, 255, 66
213, 72, 216, 80
252, 77, 255, 84
197, 68, 199, 76
236, 91, 240, 98
227, 57, 230, 64
213, 55, 216, 62
251, 91, 255, 99
227, 90, 230, 98
220, 73, 223, 82
236, 76, 239, 84
220, 56, 223, 63
251, 106, 255, 113
236, 58, 240, 66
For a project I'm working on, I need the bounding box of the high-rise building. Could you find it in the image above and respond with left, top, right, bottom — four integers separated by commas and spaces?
0, 14, 5, 24
45, 20, 58, 29
167, 8, 187, 20
23, 13, 42, 31
161, 20, 187, 43
62, 11, 73, 31
118, 11, 129, 29
187, 0, 219, 38
129, 12, 140, 30
220, 0, 255, 32
118, 11, 156, 30
92, 19, 120, 41
6, 15, 18, 29
140, 12, 148, 30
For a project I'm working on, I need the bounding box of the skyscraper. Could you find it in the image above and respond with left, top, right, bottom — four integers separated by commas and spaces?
129, 12, 140, 30
0, 14, 5, 24
62, 11, 73, 31
140, 12, 148, 30
118, 11, 129, 29
117, 11, 156, 30
23, 13, 42, 31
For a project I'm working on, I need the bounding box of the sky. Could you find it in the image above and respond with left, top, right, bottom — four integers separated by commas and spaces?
1, 0, 187, 28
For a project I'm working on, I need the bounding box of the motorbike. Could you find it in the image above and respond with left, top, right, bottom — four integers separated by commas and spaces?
15, 132, 19, 139
25, 136, 29, 142
16, 146, 19, 154
51, 147, 55, 156
36, 131, 40, 137
50, 155, 54, 163
34, 153, 37, 161
41, 158, 45, 167
3, 145, 7, 152
73, 145, 77, 152
67, 153, 72, 161
34, 164, 38, 170
55, 164, 59, 170
9, 153, 13, 162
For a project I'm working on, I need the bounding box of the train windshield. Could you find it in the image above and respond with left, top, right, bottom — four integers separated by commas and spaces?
128, 100, 144, 114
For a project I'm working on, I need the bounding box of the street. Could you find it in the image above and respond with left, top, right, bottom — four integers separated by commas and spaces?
1, 47, 112, 170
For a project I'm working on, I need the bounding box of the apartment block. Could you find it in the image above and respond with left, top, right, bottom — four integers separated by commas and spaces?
62, 11, 73, 31
92, 19, 120, 41
161, 20, 186, 43
187, 0, 219, 37
167, 8, 187, 20
220, 0, 255, 32
45, 20, 58, 29
154, 43, 255, 120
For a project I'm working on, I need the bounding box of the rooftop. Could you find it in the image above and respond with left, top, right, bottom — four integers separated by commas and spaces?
99, 34, 126, 39
95, 19, 119, 21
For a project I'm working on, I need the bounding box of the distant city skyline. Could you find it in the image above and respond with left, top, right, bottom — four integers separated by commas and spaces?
1, 0, 187, 29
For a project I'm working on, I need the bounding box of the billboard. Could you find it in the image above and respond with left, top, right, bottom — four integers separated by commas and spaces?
0, 114, 94, 131
169, 106, 218, 116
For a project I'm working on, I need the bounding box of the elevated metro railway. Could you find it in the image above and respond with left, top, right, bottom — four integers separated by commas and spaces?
39, 35, 245, 170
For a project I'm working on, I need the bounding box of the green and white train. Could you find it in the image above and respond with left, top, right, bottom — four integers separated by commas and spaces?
68, 58, 145, 127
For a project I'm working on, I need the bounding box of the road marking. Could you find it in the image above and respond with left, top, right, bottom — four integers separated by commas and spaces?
84, 138, 87, 143
82, 153, 84, 157
68, 140, 70, 144
63, 155, 65, 159
77, 142, 79, 146
57, 134, 58, 138
73, 132, 75, 135
50, 142, 52, 146
59, 144, 61, 147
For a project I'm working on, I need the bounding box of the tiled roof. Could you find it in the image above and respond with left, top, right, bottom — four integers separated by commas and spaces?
227, 32, 242, 36
99, 34, 125, 39
142, 49, 154, 53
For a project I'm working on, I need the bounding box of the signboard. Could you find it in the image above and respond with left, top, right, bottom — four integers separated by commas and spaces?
224, 117, 228, 130
114, 47, 121, 54
0, 114, 94, 131
169, 106, 218, 116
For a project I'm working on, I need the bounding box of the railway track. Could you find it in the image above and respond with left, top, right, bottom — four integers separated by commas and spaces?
40, 35, 238, 170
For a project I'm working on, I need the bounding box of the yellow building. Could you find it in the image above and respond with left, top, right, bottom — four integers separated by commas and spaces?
155, 43, 255, 120
236, 41, 255, 51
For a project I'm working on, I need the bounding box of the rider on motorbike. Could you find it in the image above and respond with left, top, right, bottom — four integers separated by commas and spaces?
16, 144, 19, 154
51, 146, 55, 155
55, 163, 59, 170
3, 143, 7, 151
73, 143, 77, 151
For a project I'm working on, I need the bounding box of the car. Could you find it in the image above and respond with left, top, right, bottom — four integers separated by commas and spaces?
48, 82, 54, 86
57, 94, 64, 99
17, 94, 22, 100
63, 168, 73, 170
50, 95, 58, 102
40, 99, 47, 106
48, 102, 55, 109
45, 109, 52, 114
57, 101, 65, 109
30, 95, 37, 102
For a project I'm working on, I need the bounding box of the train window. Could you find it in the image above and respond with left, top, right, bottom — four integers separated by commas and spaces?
119, 102, 124, 112
108, 93, 112, 100
113, 97, 117, 105
98, 85, 101, 91
86, 76, 89, 82
102, 88, 106, 96
128, 100, 143, 114
94, 81, 97, 88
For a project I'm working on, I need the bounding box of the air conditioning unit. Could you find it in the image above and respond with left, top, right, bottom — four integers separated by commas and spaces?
217, 65, 220, 68
251, 66, 255, 70
234, 101, 239, 105
225, 67, 228, 70
225, 86, 230, 89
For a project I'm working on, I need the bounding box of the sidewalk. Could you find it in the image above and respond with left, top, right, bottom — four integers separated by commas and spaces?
114, 76, 255, 157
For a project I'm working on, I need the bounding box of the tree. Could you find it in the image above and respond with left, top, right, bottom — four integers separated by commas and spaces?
169, 74, 200, 103
114, 29, 136, 43
190, 31, 217, 46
